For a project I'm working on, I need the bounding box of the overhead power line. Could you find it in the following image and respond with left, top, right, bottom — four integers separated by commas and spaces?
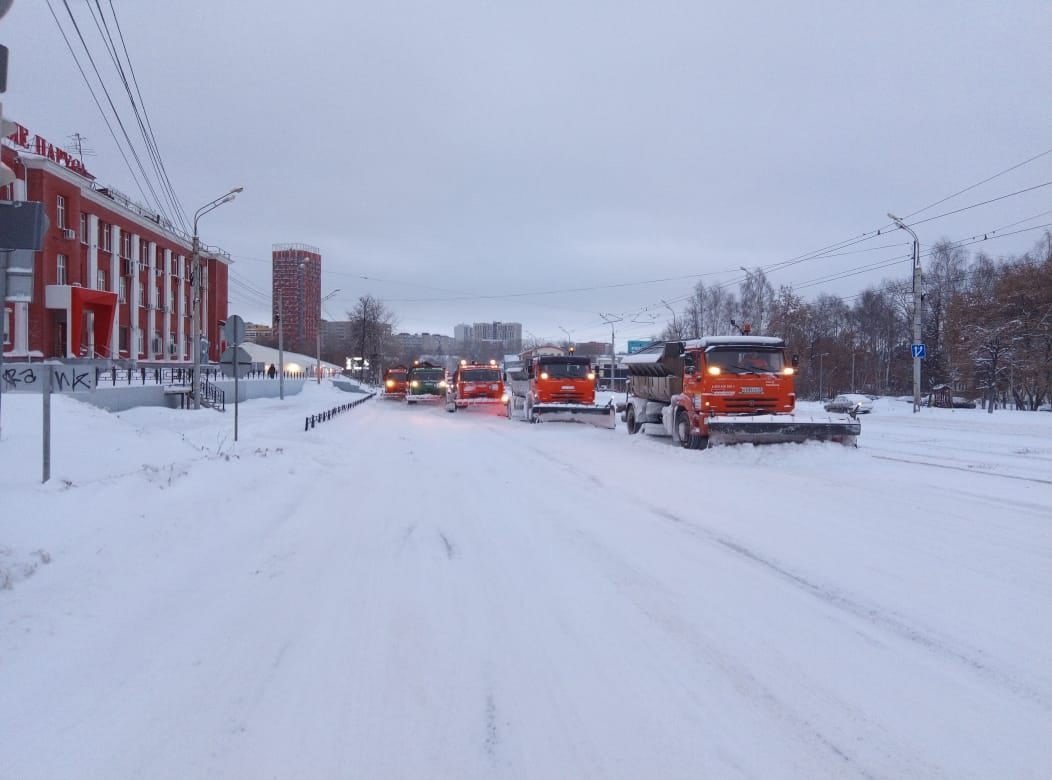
44, 0, 157, 211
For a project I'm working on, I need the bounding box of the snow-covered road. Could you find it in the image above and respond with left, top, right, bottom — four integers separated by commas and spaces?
2, 387, 1050, 778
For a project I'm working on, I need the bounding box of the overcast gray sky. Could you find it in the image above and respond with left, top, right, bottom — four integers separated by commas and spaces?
5, 1, 1051, 346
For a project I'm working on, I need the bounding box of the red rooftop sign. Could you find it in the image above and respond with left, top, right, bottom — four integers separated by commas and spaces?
5, 122, 94, 179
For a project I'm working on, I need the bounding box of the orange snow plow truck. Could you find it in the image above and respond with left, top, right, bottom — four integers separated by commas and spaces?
381, 365, 409, 399
622, 336, 861, 448
506, 353, 615, 428
445, 360, 508, 413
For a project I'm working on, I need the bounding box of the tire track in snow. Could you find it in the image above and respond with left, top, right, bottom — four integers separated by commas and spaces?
562, 523, 879, 778
483, 425, 881, 774
644, 508, 1051, 711
493, 429, 1051, 711
438, 532, 456, 560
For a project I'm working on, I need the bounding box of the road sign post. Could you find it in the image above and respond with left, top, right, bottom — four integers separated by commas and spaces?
912, 344, 926, 360
221, 314, 249, 442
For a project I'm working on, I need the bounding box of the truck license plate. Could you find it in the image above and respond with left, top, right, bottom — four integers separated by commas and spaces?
741, 386, 762, 394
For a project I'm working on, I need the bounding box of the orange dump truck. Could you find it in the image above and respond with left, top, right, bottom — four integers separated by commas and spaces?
506, 353, 615, 428
622, 336, 860, 448
445, 360, 508, 413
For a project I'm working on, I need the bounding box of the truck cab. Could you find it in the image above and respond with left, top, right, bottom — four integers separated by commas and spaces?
405, 361, 447, 404
528, 355, 596, 406
381, 365, 409, 399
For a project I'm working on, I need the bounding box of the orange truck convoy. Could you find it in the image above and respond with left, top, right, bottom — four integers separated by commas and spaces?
621, 335, 861, 448
505, 351, 616, 428
387, 334, 860, 449
445, 360, 508, 413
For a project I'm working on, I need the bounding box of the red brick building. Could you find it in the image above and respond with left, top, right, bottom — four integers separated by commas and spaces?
2, 122, 230, 365
272, 243, 320, 356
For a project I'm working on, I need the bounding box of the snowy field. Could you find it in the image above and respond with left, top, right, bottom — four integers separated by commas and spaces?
1, 383, 1050, 778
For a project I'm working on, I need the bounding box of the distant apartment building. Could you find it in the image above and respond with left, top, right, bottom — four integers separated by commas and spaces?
454, 323, 473, 343
455, 321, 523, 352
474, 321, 522, 349
244, 322, 273, 343
272, 243, 320, 355
396, 332, 456, 357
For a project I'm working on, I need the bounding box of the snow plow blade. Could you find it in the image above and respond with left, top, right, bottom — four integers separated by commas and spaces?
706, 414, 860, 447
532, 403, 617, 429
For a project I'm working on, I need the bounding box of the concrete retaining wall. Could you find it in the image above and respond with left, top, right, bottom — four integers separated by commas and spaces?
83, 379, 305, 412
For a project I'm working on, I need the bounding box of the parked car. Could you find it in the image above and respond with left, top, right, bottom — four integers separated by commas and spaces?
824, 393, 874, 414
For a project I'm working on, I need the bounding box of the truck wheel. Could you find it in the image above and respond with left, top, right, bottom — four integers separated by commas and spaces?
675, 408, 707, 449
626, 406, 641, 434
445, 398, 456, 413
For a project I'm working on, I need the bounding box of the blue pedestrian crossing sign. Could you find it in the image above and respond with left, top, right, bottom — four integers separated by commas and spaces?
912, 343, 926, 359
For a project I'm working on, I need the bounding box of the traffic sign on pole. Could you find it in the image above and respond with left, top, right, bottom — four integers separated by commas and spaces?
912, 343, 926, 359
222, 314, 246, 347
220, 346, 252, 379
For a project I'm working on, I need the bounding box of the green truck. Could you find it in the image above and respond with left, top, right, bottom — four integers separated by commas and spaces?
405, 362, 447, 404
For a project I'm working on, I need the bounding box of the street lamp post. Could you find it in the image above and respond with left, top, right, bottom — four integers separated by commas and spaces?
317, 288, 340, 384
888, 213, 922, 413
816, 351, 830, 400
191, 186, 242, 409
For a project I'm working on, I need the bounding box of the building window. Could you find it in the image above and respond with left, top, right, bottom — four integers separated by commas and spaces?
3, 306, 10, 346
119, 277, 127, 304
135, 329, 143, 356
97, 269, 107, 291
119, 326, 129, 353
57, 195, 67, 229
79, 212, 88, 243
121, 232, 130, 258
138, 281, 145, 307
56, 254, 67, 285
168, 289, 174, 313
101, 223, 112, 252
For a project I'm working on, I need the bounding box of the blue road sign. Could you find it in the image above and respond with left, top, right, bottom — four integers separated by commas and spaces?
912, 343, 926, 359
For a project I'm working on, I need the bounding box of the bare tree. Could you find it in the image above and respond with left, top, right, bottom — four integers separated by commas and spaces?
347, 295, 397, 383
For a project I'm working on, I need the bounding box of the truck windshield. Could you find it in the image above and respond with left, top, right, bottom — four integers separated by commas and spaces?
706, 349, 784, 373
412, 369, 444, 381
540, 362, 590, 379
462, 369, 500, 382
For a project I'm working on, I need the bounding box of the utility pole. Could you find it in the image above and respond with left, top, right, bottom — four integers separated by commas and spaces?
277, 290, 285, 400
599, 312, 623, 392
318, 288, 340, 383
888, 213, 922, 413
817, 352, 830, 400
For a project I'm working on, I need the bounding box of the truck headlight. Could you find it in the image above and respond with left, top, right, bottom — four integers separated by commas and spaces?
411, 380, 419, 388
